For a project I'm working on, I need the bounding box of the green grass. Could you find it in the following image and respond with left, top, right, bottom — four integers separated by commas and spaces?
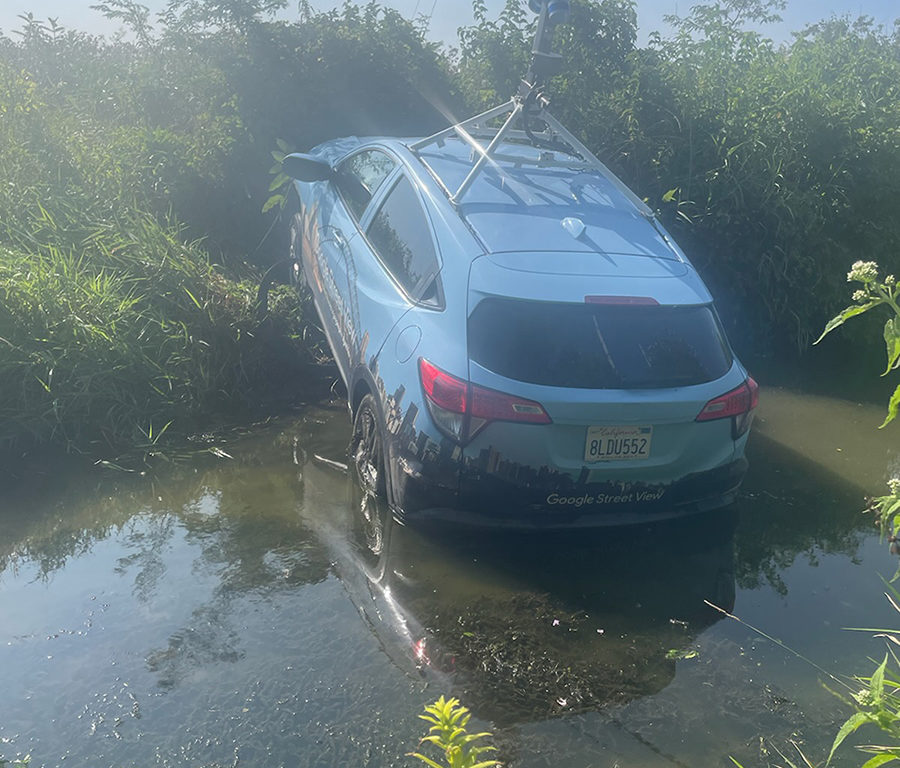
0, 202, 308, 466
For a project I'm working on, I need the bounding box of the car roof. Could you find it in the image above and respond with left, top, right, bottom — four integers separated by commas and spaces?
319, 136, 679, 261
417, 138, 671, 254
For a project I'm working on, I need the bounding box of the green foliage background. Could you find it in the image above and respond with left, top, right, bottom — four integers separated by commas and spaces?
0, 0, 898, 464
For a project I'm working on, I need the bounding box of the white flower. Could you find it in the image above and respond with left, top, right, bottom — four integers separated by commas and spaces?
889, 477, 900, 495
887, 275, 896, 287
852, 289, 868, 302
847, 260, 879, 283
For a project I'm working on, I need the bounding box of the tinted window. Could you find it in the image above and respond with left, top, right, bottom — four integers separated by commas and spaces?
468, 299, 732, 389
336, 149, 396, 220
366, 175, 440, 299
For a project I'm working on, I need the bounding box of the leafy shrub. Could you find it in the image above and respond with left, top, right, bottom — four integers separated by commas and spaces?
410, 696, 501, 768
0, 202, 306, 461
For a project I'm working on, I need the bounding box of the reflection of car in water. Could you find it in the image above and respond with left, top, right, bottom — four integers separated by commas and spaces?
284, 112, 756, 527
294, 406, 736, 724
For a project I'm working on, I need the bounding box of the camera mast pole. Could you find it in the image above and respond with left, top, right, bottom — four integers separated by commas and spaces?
409, 0, 654, 219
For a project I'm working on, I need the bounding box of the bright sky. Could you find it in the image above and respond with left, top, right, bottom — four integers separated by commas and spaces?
0, 0, 896, 45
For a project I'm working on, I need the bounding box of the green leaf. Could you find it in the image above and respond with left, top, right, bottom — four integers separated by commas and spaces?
409, 753, 445, 768
262, 194, 285, 214
860, 753, 900, 768
879, 384, 900, 429
828, 711, 872, 764
666, 648, 699, 660
268, 172, 290, 192
872, 654, 889, 704
815, 301, 882, 344
449, 707, 467, 725
884, 318, 900, 375
662, 188, 678, 203
885, 498, 900, 518
183, 287, 202, 309
276, 138, 292, 154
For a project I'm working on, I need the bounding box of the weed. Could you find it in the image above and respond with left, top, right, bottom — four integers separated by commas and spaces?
815, 261, 900, 428
410, 697, 501, 768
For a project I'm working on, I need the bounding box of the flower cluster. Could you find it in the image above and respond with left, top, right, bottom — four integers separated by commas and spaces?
889, 477, 900, 496
847, 260, 880, 283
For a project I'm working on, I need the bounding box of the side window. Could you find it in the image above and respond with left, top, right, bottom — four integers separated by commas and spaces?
336, 150, 396, 221
366, 175, 440, 301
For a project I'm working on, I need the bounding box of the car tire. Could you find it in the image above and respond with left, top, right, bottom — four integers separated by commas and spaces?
351, 394, 388, 498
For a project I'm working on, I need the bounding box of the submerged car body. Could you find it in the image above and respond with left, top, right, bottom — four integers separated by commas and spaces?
286, 126, 756, 527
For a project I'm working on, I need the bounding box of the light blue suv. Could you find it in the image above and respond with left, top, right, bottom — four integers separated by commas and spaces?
284, 95, 757, 527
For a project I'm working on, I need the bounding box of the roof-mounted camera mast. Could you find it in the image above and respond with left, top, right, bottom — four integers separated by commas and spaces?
410, 1, 653, 216
522, 0, 568, 100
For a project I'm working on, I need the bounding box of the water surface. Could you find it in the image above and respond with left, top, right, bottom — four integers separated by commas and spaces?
1, 388, 899, 767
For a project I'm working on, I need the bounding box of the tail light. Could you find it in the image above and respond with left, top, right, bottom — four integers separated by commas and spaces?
696, 376, 759, 438
419, 358, 551, 443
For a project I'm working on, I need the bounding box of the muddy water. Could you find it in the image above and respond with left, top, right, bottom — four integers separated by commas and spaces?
1, 388, 899, 767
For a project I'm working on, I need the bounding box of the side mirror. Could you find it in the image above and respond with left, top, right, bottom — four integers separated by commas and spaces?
283, 153, 334, 182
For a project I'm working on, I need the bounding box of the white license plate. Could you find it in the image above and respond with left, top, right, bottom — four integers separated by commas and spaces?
584, 425, 652, 462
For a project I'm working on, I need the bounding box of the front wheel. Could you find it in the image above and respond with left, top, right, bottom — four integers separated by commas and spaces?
351, 394, 387, 498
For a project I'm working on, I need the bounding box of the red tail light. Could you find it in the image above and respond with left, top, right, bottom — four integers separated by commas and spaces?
420, 358, 467, 413
419, 358, 550, 443
696, 376, 759, 438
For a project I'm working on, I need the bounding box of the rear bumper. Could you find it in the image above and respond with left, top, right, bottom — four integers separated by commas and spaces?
393, 455, 748, 529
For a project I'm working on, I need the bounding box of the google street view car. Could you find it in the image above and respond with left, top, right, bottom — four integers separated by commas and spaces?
283, 0, 757, 527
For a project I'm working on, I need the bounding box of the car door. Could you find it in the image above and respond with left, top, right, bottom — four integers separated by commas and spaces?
350, 170, 444, 379
310, 149, 398, 381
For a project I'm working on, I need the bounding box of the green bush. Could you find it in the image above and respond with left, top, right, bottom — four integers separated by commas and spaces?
0, 203, 306, 460
454, 0, 900, 355
2, 0, 900, 464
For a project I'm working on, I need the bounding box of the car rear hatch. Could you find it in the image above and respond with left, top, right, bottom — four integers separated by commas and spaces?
454, 252, 748, 515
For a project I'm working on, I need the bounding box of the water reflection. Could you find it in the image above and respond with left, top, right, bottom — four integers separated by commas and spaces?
732, 386, 899, 596
296, 412, 737, 726
0, 391, 897, 767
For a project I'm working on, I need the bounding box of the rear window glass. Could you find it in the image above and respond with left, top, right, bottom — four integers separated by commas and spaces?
468, 299, 732, 389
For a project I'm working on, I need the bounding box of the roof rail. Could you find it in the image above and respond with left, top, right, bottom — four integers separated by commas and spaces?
409, 97, 652, 217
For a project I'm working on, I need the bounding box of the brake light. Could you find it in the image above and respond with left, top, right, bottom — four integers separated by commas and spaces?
420, 358, 467, 413
696, 376, 758, 438
419, 358, 551, 443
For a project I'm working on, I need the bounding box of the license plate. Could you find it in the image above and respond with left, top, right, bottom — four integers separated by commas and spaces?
584, 425, 652, 462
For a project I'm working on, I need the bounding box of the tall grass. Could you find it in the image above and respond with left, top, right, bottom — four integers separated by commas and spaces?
0, 201, 307, 463
0, 20, 315, 467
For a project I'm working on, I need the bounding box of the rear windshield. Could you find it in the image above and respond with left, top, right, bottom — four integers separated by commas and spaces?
468, 299, 732, 389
